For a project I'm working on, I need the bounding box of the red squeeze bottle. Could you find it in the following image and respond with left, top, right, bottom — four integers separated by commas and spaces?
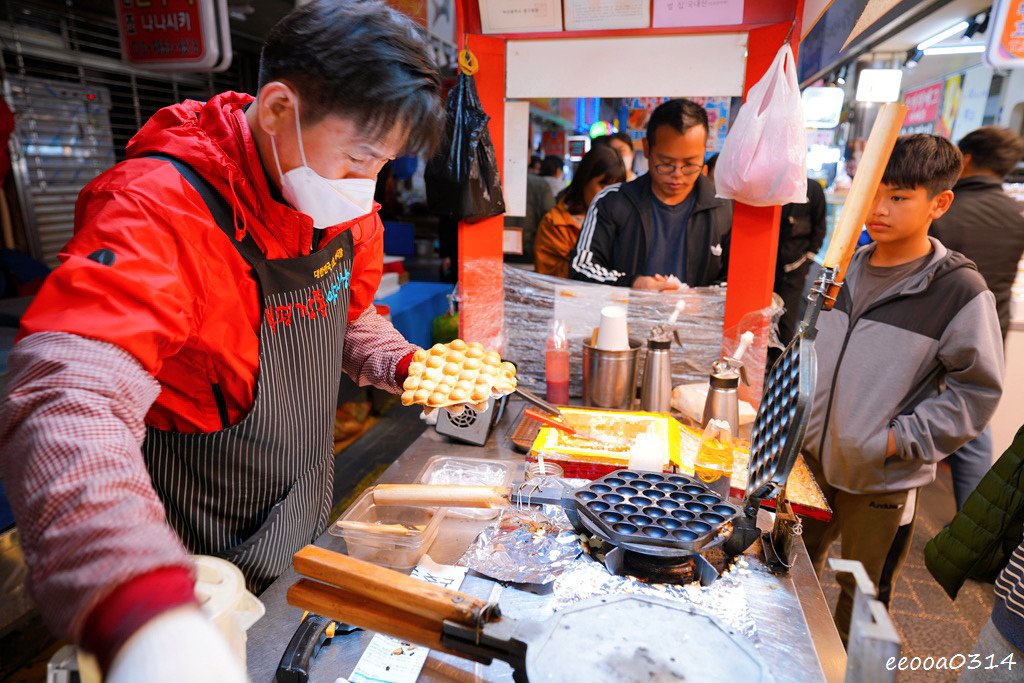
546, 319, 570, 405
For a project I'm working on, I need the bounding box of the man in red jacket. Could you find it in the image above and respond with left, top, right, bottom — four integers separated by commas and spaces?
0, 1, 463, 679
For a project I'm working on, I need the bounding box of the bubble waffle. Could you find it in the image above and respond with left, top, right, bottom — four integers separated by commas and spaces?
400, 339, 517, 413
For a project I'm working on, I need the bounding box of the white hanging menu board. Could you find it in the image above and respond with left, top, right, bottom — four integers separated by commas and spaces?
564, 0, 651, 31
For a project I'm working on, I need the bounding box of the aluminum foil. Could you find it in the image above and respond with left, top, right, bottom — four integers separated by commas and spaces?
551, 553, 758, 640
457, 504, 582, 585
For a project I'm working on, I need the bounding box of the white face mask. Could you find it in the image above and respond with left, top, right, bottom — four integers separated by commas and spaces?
269, 100, 377, 229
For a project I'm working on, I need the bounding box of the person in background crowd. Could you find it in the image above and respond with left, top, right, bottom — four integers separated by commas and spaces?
529, 154, 543, 175
539, 154, 567, 197
800, 135, 1003, 644
534, 145, 627, 278
705, 152, 719, 184
568, 99, 732, 291
507, 166, 556, 265
593, 131, 636, 181
925, 423, 1024, 683
775, 178, 827, 346
0, 2, 485, 679
930, 126, 1024, 512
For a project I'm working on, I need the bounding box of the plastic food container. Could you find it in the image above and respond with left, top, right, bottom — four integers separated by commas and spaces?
329, 489, 444, 570
416, 455, 515, 519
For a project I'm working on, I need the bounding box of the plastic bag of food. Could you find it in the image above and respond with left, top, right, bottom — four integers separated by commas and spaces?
715, 45, 807, 207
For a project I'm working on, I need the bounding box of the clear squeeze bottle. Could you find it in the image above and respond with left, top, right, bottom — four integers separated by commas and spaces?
695, 418, 734, 500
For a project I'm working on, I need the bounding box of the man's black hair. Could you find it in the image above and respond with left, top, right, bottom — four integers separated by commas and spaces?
540, 155, 564, 177
562, 145, 627, 215
259, 0, 444, 156
646, 99, 709, 149
881, 134, 962, 197
958, 126, 1024, 178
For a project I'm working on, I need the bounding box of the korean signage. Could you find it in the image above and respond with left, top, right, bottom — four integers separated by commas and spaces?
652, 0, 745, 29
624, 97, 730, 154
479, 0, 563, 34
986, 0, 1024, 69
902, 82, 943, 129
115, 0, 231, 72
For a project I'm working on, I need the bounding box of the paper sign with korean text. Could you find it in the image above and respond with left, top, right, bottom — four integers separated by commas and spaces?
652, 0, 745, 28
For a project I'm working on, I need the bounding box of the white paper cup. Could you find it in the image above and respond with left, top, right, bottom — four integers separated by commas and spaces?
596, 305, 630, 351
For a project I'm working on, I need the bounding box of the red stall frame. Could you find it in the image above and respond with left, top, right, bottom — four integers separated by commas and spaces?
455, 1, 806, 346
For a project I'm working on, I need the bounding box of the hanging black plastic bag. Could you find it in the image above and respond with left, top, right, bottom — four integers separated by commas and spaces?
425, 66, 505, 222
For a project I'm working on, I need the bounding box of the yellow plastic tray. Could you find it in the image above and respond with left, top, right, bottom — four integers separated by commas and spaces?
532, 407, 683, 468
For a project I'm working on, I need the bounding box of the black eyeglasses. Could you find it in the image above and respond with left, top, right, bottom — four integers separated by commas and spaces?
653, 161, 704, 176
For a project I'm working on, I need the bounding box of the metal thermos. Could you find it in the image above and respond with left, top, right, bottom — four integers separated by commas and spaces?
701, 359, 740, 429
640, 338, 673, 412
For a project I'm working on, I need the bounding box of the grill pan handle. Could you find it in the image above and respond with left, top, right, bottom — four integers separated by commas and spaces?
372, 484, 510, 508
821, 102, 907, 308
290, 546, 498, 636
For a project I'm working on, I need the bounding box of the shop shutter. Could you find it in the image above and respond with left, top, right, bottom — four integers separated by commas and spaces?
0, 0, 255, 267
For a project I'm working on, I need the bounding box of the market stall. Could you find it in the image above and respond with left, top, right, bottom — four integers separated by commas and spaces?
246, 400, 847, 683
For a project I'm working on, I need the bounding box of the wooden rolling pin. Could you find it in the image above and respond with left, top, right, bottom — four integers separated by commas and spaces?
292, 545, 494, 626
372, 484, 509, 509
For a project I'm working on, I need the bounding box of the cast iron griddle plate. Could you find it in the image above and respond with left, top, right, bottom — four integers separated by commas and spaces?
574, 469, 740, 553
747, 334, 814, 498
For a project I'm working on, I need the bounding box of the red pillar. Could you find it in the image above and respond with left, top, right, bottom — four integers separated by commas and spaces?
457, 34, 506, 348
723, 20, 802, 335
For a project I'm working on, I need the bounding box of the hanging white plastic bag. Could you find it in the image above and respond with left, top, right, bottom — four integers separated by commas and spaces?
715, 45, 808, 207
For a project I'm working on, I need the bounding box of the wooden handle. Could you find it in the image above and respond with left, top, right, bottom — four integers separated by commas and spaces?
333, 520, 425, 536
822, 103, 908, 284
288, 578, 460, 655
293, 546, 492, 627
372, 484, 510, 508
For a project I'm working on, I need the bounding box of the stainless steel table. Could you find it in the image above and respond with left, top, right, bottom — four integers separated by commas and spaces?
247, 402, 847, 682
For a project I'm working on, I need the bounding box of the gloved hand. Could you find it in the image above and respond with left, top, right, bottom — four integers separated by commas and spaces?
106, 606, 248, 683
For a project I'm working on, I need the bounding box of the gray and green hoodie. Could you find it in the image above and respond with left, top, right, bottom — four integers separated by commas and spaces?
802, 238, 1004, 494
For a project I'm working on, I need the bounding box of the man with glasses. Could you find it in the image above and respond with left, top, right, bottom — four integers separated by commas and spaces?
569, 99, 732, 290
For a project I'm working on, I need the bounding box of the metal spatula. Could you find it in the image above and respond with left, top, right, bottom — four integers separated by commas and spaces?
731, 103, 908, 554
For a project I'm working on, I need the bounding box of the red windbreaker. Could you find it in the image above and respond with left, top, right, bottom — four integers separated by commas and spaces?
19, 91, 394, 432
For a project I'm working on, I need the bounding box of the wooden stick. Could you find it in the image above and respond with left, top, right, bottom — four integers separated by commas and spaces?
372, 484, 510, 508
333, 521, 426, 536
288, 578, 460, 655
822, 102, 908, 307
293, 546, 492, 627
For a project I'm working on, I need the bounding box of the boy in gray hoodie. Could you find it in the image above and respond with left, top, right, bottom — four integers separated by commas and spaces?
801, 134, 1004, 643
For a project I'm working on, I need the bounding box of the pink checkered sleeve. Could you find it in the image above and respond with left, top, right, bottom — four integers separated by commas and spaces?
0, 332, 193, 641
342, 306, 419, 394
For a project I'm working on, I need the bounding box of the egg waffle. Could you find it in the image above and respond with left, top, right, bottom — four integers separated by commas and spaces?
400, 339, 517, 414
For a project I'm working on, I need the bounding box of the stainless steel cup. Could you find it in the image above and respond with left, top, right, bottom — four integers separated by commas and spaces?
582, 339, 641, 409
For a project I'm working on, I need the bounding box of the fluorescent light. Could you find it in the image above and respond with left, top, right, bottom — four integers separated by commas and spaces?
856, 69, 903, 103
918, 21, 970, 50
922, 44, 986, 55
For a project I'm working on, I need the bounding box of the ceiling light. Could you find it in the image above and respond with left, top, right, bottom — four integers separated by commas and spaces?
905, 47, 923, 68
918, 20, 970, 50
922, 44, 986, 55
962, 12, 989, 40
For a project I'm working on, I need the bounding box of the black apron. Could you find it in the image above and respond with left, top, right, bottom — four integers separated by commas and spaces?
142, 156, 351, 592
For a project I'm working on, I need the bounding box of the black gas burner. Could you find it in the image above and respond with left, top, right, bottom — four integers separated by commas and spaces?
581, 528, 731, 586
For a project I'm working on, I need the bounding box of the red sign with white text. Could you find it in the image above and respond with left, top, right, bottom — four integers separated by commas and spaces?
116, 0, 229, 71
903, 82, 944, 127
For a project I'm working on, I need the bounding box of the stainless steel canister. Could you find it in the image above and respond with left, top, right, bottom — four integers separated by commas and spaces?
582, 339, 641, 409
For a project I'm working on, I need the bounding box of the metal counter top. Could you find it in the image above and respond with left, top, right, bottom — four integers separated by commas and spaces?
247, 402, 847, 683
